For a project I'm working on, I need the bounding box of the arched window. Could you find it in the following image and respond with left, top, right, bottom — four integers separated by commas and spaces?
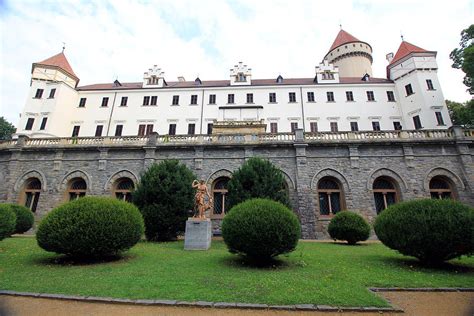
68, 178, 86, 201
212, 177, 230, 218
318, 177, 344, 215
373, 177, 398, 214
23, 178, 41, 212
113, 178, 135, 202
429, 176, 454, 199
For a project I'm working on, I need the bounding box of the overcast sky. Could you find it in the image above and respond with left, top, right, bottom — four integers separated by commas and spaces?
1, 0, 473, 125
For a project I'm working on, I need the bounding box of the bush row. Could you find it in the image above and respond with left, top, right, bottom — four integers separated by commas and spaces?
0, 204, 34, 240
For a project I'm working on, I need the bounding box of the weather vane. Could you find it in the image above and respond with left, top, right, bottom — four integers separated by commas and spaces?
62, 42, 66, 52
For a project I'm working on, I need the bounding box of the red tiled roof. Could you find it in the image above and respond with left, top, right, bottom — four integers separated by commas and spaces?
34, 52, 78, 79
77, 77, 393, 91
388, 41, 432, 66
329, 29, 361, 51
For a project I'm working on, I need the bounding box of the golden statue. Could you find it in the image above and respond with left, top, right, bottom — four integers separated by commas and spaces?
192, 180, 213, 219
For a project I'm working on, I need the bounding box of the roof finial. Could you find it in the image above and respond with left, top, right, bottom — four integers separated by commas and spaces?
400, 32, 404, 42
339, 21, 342, 30
62, 42, 66, 53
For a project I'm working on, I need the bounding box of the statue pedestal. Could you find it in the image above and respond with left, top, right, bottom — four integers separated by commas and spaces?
184, 218, 212, 250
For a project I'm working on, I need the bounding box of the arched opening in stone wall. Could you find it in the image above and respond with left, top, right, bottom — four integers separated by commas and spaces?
317, 177, 345, 216
429, 176, 456, 200
21, 178, 42, 212
113, 177, 135, 202
211, 177, 230, 219
67, 178, 87, 201
373, 176, 399, 214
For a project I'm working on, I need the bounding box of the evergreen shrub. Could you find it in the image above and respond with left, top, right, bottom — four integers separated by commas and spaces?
374, 198, 474, 264
0, 204, 16, 241
328, 211, 370, 245
9, 204, 34, 234
36, 197, 144, 257
222, 198, 300, 262
227, 157, 290, 209
133, 160, 195, 241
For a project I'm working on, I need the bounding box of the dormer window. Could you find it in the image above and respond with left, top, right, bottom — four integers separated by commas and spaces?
148, 76, 159, 85
237, 73, 246, 82
276, 75, 283, 83
322, 72, 334, 80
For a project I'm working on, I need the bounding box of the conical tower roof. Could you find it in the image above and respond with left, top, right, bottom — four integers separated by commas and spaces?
328, 29, 362, 51
34, 51, 78, 79
389, 41, 433, 66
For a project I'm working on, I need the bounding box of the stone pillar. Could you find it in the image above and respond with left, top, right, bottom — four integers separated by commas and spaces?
293, 129, 316, 239
452, 127, 474, 203
194, 146, 203, 170
349, 145, 359, 169
98, 148, 108, 171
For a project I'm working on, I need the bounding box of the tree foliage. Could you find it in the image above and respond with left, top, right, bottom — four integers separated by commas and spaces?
132, 160, 195, 241
446, 99, 474, 128
227, 157, 290, 209
0, 117, 16, 140
450, 24, 474, 94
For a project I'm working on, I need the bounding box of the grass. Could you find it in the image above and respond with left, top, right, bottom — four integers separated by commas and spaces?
0, 237, 473, 307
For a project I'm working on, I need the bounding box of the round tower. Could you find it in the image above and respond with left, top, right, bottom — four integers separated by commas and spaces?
324, 29, 373, 78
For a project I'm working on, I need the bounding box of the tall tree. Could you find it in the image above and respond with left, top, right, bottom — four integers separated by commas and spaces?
450, 24, 474, 94
0, 117, 16, 140
446, 99, 474, 128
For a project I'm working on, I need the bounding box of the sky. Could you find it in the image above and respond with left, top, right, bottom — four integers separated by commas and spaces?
0, 0, 473, 125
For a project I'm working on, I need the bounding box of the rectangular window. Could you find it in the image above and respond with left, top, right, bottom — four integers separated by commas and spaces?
310, 122, 318, 133
289, 92, 296, 103
115, 125, 123, 136
330, 122, 338, 132
72, 125, 80, 137
48, 89, 56, 99
172, 95, 179, 105
350, 121, 359, 131
207, 123, 213, 135
346, 91, 354, 101
435, 112, 445, 125
413, 115, 422, 129
246, 93, 253, 103
307, 92, 315, 102
150, 96, 157, 106
393, 121, 402, 130
269, 92, 276, 103
138, 124, 146, 136
143, 96, 150, 106
169, 124, 177, 135
209, 94, 216, 104
188, 123, 196, 135
405, 84, 414, 96
95, 125, 103, 137
79, 98, 86, 107
372, 121, 381, 131
34, 89, 44, 99
146, 124, 154, 135
387, 91, 395, 102
101, 97, 109, 107
367, 91, 375, 101
426, 79, 434, 90
25, 118, 34, 130
270, 122, 278, 133
227, 94, 234, 104
290, 122, 298, 132
190, 95, 198, 105
40, 117, 47, 130
120, 96, 128, 106
327, 91, 335, 102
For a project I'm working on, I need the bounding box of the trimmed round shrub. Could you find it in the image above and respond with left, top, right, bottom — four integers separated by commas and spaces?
36, 197, 144, 258
374, 199, 474, 264
8, 204, 34, 234
0, 204, 16, 240
133, 160, 195, 241
328, 211, 370, 245
222, 198, 301, 262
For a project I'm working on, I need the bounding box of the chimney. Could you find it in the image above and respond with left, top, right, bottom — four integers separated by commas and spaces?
386, 52, 394, 63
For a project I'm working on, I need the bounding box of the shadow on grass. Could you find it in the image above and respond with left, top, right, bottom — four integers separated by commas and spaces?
331, 241, 370, 247
31, 253, 136, 266
218, 254, 304, 270
372, 255, 474, 273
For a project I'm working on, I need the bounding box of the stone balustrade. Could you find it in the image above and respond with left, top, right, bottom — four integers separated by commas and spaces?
0, 128, 472, 149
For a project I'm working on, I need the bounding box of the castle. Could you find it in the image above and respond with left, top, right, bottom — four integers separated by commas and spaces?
1, 29, 472, 238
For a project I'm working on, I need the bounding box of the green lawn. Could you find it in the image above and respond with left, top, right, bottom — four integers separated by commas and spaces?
0, 237, 473, 307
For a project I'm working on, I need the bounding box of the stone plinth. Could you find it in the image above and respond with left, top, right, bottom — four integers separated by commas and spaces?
184, 218, 212, 250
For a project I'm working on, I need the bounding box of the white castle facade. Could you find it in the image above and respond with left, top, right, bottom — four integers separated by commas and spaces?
17, 29, 451, 138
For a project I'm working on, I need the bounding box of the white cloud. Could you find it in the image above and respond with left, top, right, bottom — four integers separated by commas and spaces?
0, 0, 472, 125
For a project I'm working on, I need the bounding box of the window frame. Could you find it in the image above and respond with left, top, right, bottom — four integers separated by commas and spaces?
101, 97, 109, 107
307, 91, 315, 102
40, 117, 47, 130
209, 94, 216, 104
327, 91, 335, 102
78, 98, 87, 108
373, 177, 399, 214
188, 123, 196, 135
350, 121, 359, 132
366, 91, 375, 102
227, 94, 235, 104
48, 88, 56, 99
345, 91, 354, 102
169, 123, 177, 135
25, 118, 35, 130
269, 92, 276, 103
289, 92, 296, 103
172, 95, 179, 105
317, 177, 344, 216
120, 96, 128, 107
95, 125, 103, 137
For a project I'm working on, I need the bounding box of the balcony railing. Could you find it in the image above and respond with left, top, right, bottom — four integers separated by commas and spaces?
0, 128, 472, 149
